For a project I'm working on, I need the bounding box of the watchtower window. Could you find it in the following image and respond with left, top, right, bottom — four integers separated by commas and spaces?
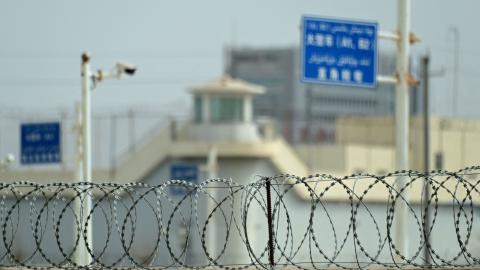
210, 96, 244, 122
194, 95, 203, 123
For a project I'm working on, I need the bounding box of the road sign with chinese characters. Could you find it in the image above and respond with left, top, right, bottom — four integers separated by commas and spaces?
20, 122, 61, 164
170, 163, 198, 195
301, 16, 378, 88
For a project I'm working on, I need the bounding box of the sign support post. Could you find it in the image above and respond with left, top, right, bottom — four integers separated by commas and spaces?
301, 0, 416, 260
394, 0, 411, 260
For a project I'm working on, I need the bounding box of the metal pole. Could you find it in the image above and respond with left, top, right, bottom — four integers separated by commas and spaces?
128, 109, 135, 153
306, 86, 312, 143
394, 0, 411, 260
461, 126, 466, 166
265, 178, 275, 267
421, 53, 431, 265
60, 109, 67, 171
73, 102, 84, 264
449, 26, 459, 117
79, 52, 93, 266
110, 114, 117, 179
207, 146, 218, 257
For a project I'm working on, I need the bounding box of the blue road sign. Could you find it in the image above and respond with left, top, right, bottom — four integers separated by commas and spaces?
301, 16, 378, 88
21, 122, 61, 164
170, 163, 198, 195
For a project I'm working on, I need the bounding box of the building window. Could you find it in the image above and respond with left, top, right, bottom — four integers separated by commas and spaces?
210, 96, 244, 122
314, 95, 378, 110
194, 95, 203, 123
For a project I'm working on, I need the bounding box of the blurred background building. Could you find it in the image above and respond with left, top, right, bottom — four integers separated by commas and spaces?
0, 46, 475, 179
0, 76, 478, 265
226, 47, 424, 144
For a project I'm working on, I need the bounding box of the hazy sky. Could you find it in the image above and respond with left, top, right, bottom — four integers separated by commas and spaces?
1, 0, 479, 117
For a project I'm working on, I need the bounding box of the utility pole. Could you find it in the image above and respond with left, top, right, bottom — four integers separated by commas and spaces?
449, 26, 460, 117
394, 0, 411, 260
421, 53, 431, 265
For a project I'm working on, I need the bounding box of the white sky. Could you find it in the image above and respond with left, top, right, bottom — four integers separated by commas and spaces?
0, 0, 479, 118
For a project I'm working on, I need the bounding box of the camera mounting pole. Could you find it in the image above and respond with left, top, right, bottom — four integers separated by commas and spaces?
74, 52, 136, 267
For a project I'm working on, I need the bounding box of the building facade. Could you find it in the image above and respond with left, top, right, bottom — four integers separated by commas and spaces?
226, 47, 422, 144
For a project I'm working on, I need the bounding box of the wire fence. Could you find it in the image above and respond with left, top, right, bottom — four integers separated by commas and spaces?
0, 167, 479, 269
0, 109, 188, 170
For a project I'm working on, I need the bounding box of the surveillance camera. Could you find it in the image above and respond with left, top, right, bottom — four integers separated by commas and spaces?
116, 62, 137, 76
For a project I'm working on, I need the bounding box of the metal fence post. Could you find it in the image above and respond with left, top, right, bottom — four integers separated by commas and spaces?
265, 177, 275, 267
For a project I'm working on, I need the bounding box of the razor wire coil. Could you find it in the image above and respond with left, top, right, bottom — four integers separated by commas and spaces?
0, 166, 478, 269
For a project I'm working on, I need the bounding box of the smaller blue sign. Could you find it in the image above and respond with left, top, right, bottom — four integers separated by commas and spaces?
170, 163, 198, 195
301, 16, 378, 88
21, 122, 61, 165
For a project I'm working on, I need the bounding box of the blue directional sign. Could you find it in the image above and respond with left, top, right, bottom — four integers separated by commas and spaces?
20, 122, 61, 164
301, 16, 378, 88
170, 163, 198, 195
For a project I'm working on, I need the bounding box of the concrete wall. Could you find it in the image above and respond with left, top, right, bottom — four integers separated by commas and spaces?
295, 144, 395, 176
336, 116, 480, 171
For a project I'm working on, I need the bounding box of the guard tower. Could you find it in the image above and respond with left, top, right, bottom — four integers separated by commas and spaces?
187, 75, 265, 142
